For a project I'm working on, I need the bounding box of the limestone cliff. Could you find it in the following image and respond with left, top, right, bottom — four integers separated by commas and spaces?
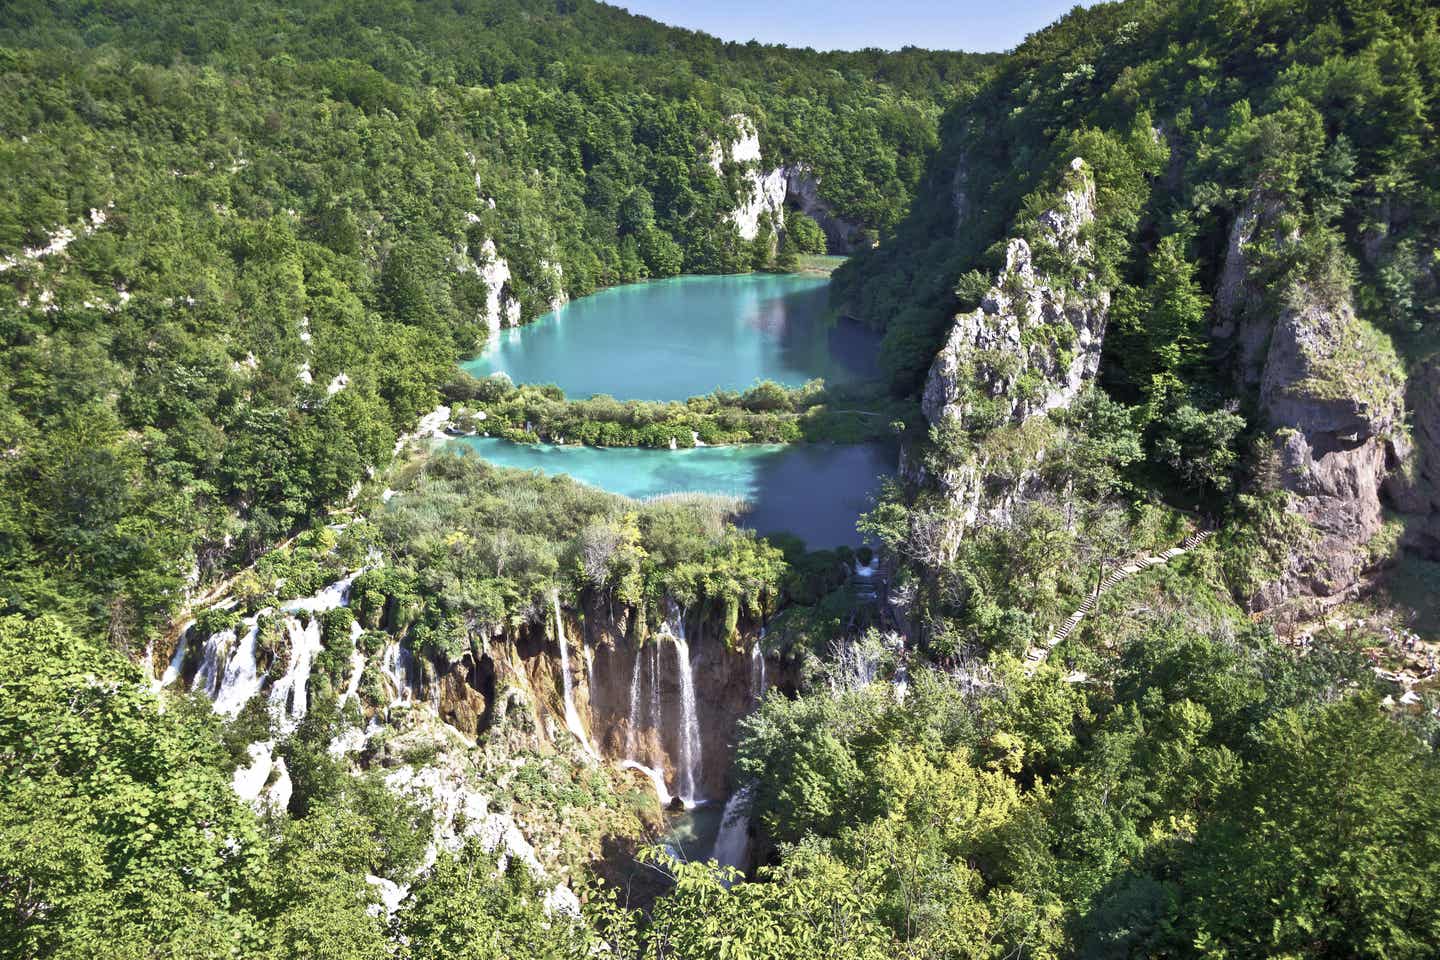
1256, 290, 1404, 604
1215, 193, 1407, 606
709, 114, 865, 254
711, 115, 786, 244
783, 164, 868, 253
917, 158, 1109, 528
413, 594, 777, 804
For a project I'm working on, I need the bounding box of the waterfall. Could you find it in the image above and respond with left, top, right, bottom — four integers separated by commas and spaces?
381, 641, 418, 705
750, 641, 767, 703
553, 593, 598, 759
893, 635, 909, 703
621, 759, 673, 807
190, 628, 232, 699
626, 644, 644, 759
268, 614, 323, 727
711, 785, 753, 881
266, 573, 360, 728
339, 625, 366, 708
213, 619, 263, 716
649, 640, 662, 737
159, 632, 188, 688
669, 608, 704, 806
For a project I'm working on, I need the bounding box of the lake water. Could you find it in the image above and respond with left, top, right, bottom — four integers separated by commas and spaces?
462, 273, 881, 400
454, 437, 891, 549
454, 273, 894, 548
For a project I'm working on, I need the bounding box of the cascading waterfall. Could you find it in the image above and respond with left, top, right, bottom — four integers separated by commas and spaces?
213, 618, 263, 716
621, 759, 673, 808
668, 607, 704, 805
553, 593, 598, 759
160, 632, 189, 688
268, 614, 322, 726
381, 641, 418, 705
626, 644, 644, 759
190, 628, 232, 698
893, 636, 909, 703
339, 622, 367, 707
266, 573, 359, 727
711, 785, 753, 880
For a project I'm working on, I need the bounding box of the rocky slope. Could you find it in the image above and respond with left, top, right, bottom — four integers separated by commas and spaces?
916, 157, 1109, 529
1215, 193, 1408, 606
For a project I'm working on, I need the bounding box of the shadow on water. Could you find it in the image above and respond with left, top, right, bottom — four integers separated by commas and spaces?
738, 441, 895, 550
762, 281, 882, 386
452, 438, 895, 550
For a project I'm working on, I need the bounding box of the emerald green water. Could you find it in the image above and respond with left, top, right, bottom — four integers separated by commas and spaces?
454, 274, 894, 548
462, 274, 881, 400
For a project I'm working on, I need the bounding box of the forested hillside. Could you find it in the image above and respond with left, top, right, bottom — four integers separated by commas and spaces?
4, 1, 1440, 959
0, 0, 987, 639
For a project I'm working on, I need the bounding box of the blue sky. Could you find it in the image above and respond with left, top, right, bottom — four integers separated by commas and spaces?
615, 1, 1092, 52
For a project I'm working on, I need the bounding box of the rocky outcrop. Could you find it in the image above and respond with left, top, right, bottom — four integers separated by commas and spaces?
915, 158, 1108, 534
1213, 194, 1407, 605
424, 594, 776, 803
463, 237, 521, 333
923, 159, 1106, 428
1212, 191, 1292, 384
710, 115, 785, 244
1254, 289, 1403, 603
709, 115, 867, 253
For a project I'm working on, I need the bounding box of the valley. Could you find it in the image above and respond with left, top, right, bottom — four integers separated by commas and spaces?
3, 1, 1440, 958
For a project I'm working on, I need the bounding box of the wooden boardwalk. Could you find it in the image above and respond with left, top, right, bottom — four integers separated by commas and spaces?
1024, 530, 1213, 675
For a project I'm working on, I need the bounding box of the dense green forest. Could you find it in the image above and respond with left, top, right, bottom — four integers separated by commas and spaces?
0, 0, 988, 640
5, 0, 1440, 958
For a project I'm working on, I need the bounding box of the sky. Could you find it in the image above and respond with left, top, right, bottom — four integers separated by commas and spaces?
614, 1, 1091, 53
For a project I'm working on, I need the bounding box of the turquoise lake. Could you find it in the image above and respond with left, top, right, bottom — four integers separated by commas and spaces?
454, 437, 893, 549
454, 273, 894, 549
462, 273, 882, 400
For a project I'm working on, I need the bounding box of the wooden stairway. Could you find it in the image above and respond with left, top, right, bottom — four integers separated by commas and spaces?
1024, 530, 1213, 675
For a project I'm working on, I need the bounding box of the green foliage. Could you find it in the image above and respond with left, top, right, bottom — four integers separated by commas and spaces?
450, 377, 910, 447
0, 614, 262, 956
783, 209, 829, 256
0, 0, 989, 640
373, 450, 786, 641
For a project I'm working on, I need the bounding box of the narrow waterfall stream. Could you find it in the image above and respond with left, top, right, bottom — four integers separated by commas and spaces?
669, 608, 704, 805
750, 640, 767, 702
213, 619, 262, 716
711, 785, 753, 880
554, 593, 598, 759
626, 646, 644, 758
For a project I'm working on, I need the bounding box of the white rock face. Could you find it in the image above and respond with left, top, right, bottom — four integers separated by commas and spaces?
393, 404, 451, 455
541, 258, 568, 312
0, 205, 110, 274
385, 764, 543, 876
710, 115, 787, 243
733, 167, 788, 243
470, 239, 521, 332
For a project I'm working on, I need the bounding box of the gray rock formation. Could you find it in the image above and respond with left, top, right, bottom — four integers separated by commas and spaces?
1252, 287, 1405, 604
915, 158, 1109, 538
923, 157, 1108, 429
782, 164, 868, 253
1216, 192, 1407, 605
